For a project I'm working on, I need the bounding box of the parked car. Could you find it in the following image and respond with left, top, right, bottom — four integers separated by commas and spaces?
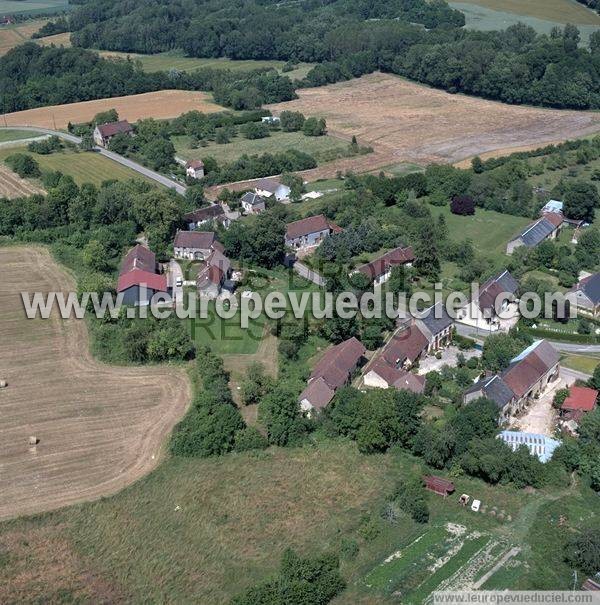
471, 499, 481, 512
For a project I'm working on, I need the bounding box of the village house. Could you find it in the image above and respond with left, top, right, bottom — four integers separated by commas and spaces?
354, 245, 414, 285
569, 272, 600, 317
184, 204, 229, 230
240, 192, 267, 215
463, 340, 560, 423
506, 214, 563, 254
285, 214, 342, 250
414, 303, 454, 354
298, 337, 366, 413
363, 305, 452, 393
255, 178, 291, 202
196, 248, 232, 298
498, 430, 561, 463
560, 385, 598, 430
186, 160, 205, 180
117, 244, 169, 306
456, 269, 520, 333
93, 120, 134, 148
173, 230, 222, 260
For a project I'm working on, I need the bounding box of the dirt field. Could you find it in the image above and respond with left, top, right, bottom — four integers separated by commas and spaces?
0, 247, 191, 521
268, 73, 600, 175
0, 20, 47, 56
1, 90, 223, 130
0, 164, 45, 199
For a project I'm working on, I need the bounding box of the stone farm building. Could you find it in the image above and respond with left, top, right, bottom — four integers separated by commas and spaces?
353, 245, 414, 285
186, 160, 205, 180
456, 269, 519, 333
255, 178, 291, 202
240, 192, 267, 215
299, 337, 366, 413
174, 230, 223, 260
363, 304, 453, 392
93, 120, 133, 148
117, 244, 169, 306
464, 340, 560, 423
285, 214, 342, 250
569, 272, 600, 317
506, 214, 563, 254
184, 204, 229, 230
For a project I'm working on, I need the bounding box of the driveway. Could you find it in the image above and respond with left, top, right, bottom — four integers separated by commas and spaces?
417, 345, 480, 375
169, 259, 184, 304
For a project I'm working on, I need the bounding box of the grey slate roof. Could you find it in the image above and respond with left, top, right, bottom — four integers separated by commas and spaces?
416, 303, 453, 337
579, 273, 600, 305
241, 192, 267, 207
516, 217, 556, 248
466, 375, 515, 410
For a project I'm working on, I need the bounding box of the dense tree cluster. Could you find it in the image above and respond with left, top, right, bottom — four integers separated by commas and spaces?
231, 548, 345, 605
170, 346, 248, 457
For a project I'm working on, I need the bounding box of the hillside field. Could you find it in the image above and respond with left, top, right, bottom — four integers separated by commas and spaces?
0, 147, 157, 186
1, 90, 223, 130
268, 73, 600, 177
0, 0, 67, 16
0, 246, 191, 522
0, 19, 48, 55
0, 163, 45, 198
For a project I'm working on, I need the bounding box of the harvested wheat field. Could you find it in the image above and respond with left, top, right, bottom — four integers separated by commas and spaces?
0, 164, 45, 199
0, 20, 47, 56
1, 90, 223, 130
268, 72, 600, 171
0, 247, 191, 521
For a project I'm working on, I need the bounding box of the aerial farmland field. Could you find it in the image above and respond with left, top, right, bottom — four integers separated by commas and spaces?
0, 0, 67, 16
268, 73, 600, 175
0, 163, 45, 198
0, 19, 48, 55
1, 90, 223, 130
0, 147, 156, 186
0, 246, 191, 522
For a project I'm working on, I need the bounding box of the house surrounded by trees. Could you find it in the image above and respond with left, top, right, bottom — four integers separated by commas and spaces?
93, 120, 133, 148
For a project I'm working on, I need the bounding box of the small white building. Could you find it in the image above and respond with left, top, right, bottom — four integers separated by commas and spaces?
186, 160, 205, 180
255, 178, 291, 202
240, 192, 267, 215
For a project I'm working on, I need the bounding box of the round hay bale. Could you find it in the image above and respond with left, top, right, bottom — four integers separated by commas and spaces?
0, 379, 7, 388
28, 436, 38, 446
498, 512, 505, 521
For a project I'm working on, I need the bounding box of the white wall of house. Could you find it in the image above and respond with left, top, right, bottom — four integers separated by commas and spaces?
186, 166, 204, 179
174, 246, 212, 260
363, 371, 390, 389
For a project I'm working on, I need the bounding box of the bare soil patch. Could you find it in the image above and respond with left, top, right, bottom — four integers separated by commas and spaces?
2, 90, 223, 130
0, 246, 191, 521
268, 72, 600, 174
0, 164, 45, 199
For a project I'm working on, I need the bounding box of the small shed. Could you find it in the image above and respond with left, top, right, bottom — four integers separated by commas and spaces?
423, 475, 455, 497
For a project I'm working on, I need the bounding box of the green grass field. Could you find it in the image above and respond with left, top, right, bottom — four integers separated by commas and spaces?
561, 353, 600, 374
0, 147, 155, 187
101, 51, 314, 79
0, 0, 68, 15
451, 0, 600, 45
173, 131, 350, 165
0, 129, 36, 143
429, 204, 531, 258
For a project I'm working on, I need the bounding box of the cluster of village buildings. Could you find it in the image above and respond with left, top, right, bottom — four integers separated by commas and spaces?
104, 117, 599, 463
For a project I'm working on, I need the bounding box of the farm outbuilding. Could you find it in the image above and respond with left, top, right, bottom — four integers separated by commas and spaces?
423, 475, 455, 497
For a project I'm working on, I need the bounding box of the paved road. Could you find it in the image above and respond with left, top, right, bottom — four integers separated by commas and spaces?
0, 126, 187, 195
561, 366, 593, 381
549, 341, 600, 354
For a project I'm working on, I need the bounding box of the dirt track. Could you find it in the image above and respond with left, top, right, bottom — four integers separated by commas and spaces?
0, 247, 191, 521
268, 72, 600, 175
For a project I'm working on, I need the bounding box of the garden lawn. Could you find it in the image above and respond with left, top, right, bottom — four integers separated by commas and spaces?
560, 353, 600, 374
429, 204, 531, 258
0, 147, 155, 187
0, 130, 37, 143
173, 130, 350, 165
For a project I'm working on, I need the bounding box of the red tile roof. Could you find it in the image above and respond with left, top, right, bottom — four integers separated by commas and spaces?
120, 244, 156, 274
383, 324, 429, 366
286, 214, 334, 240
187, 160, 204, 169
501, 341, 559, 398
96, 120, 133, 138
299, 377, 335, 410
174, 230, 215, 249
542, 212, 564, 228
562, 386, 598, 413
357, 246, 414, 280
310, 337, 366, 389
117, 268, 167, 293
